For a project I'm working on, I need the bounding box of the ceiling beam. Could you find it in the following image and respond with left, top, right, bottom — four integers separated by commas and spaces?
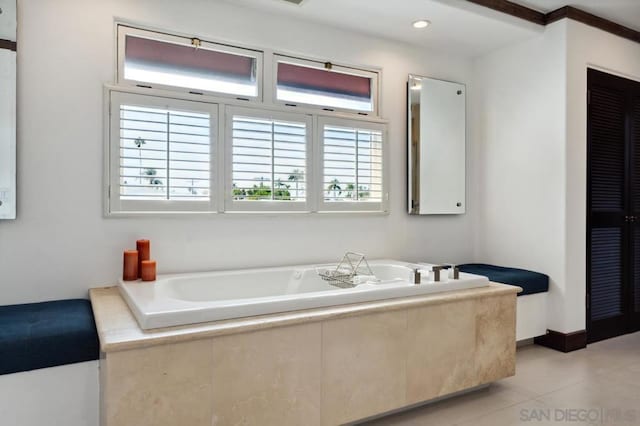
465, 0, 640, 45
546, 6, 640, 44
464, 0, 546, 25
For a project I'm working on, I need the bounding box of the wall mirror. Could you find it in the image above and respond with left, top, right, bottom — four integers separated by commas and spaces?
408, 75, 465, 215
0, 0, 16, 219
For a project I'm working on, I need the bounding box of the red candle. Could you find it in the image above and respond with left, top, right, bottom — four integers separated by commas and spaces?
123, 250, 139, 281
141, 260, 157, 282
136, 240, 150, 278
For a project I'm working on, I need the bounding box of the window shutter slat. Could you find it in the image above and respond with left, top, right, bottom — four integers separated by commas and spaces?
119, 104, 212, 202
323, 125, 383, 203
231, 115, 307, 202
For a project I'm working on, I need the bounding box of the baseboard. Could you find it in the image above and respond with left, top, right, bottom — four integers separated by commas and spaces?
516, 338, 534, 348
534, 329, 587, 353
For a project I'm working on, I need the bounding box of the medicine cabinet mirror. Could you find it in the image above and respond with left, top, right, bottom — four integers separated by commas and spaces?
408, 75, 465, 215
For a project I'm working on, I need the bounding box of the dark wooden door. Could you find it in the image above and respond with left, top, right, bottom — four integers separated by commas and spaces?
630, 94, 640, 331
587, 69, 640, 343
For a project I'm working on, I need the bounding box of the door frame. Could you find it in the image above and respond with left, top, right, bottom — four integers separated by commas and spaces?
586, 68, 640, 343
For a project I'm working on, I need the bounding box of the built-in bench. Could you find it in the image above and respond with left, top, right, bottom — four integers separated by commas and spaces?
0, 299, 99, 375
458, 263, 549, 296
458, 264, 549, 341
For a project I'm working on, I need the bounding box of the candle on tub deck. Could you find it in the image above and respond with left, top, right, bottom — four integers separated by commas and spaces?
123, 250, 139, 281
136, 239, 150, 278
141, 260, 157, 282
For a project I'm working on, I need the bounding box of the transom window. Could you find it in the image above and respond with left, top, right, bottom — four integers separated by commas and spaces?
118, 26, 262, 100
107, 25, 387, 215
275, 55, 377, 114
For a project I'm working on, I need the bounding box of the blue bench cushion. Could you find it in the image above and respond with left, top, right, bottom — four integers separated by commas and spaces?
0, 299, 99, 375
458, 264, 549, 296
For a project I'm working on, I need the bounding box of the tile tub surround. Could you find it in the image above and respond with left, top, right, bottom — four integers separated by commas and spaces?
91, 283, 519, 426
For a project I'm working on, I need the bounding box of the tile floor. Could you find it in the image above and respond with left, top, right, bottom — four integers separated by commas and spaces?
362, 332, 640, 425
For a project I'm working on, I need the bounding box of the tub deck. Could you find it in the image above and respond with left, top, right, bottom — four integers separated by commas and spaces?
90, 282, 520, 353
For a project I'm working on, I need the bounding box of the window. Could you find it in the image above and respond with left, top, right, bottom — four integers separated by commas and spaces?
225, 107, 312, 211
108, 25, 389, 215
118, 26, 262, 100
108, 91, 218, 213
274, 55, 378, 114
318, 117, 386, 212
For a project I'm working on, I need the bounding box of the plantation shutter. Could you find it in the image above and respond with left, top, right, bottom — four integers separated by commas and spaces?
227, 108, 310, 211
110, 92, 216, 213
321, 121, 384, 209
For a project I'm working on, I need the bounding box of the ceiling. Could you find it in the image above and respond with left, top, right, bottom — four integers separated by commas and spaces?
222, 0, 544, 57
516, 0, 640, 31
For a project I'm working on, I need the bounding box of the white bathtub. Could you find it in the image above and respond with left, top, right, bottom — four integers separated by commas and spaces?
119, 259, 490, 329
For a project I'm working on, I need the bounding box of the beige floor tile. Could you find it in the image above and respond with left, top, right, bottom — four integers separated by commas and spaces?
535, 374, 640, 425
499, 351, 593, 396
456, 400, 554, 426
589, 332, 640, 352
603, 360, 640, 388
502, 336, 640, 398
572, 348, 639, 375
515, 343, 565, 363
361, 382, 532, 426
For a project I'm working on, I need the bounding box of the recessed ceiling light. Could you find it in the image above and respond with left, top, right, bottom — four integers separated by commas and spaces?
412, 20, 430, 29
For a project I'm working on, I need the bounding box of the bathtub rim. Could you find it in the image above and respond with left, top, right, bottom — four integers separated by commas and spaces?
117, 259, 489, 330
91, 283, 522, 353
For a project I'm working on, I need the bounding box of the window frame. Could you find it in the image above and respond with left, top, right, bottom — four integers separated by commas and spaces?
116, 25, 264, 102
107, 90, 219, 215
107, 24, 390, 216
272, 54, 379, 116
224, 106, 314, 212
316, 116, 388, 213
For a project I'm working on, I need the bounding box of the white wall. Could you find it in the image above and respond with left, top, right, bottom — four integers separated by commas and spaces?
475, 20, 640, 334
0, 361, 99, 426
473, 21, 568, 331
564, 20, 640, 333
0, 0, 475, 305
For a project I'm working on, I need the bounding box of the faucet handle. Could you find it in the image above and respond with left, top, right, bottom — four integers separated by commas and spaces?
411, 267, 421, 284
453, 267, 460, 279
431, 265, 446, 282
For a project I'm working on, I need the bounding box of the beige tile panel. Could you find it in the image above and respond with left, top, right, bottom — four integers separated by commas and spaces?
475, 294, 517, 384
103, 339, 213, 426
210, 323, 322, 426
406, 299, 478, 404
321, 309, 408, 426
98, 288, 518, 425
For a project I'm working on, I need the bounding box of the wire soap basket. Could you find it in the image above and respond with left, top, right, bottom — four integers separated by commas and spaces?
317, 252, 377, 289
